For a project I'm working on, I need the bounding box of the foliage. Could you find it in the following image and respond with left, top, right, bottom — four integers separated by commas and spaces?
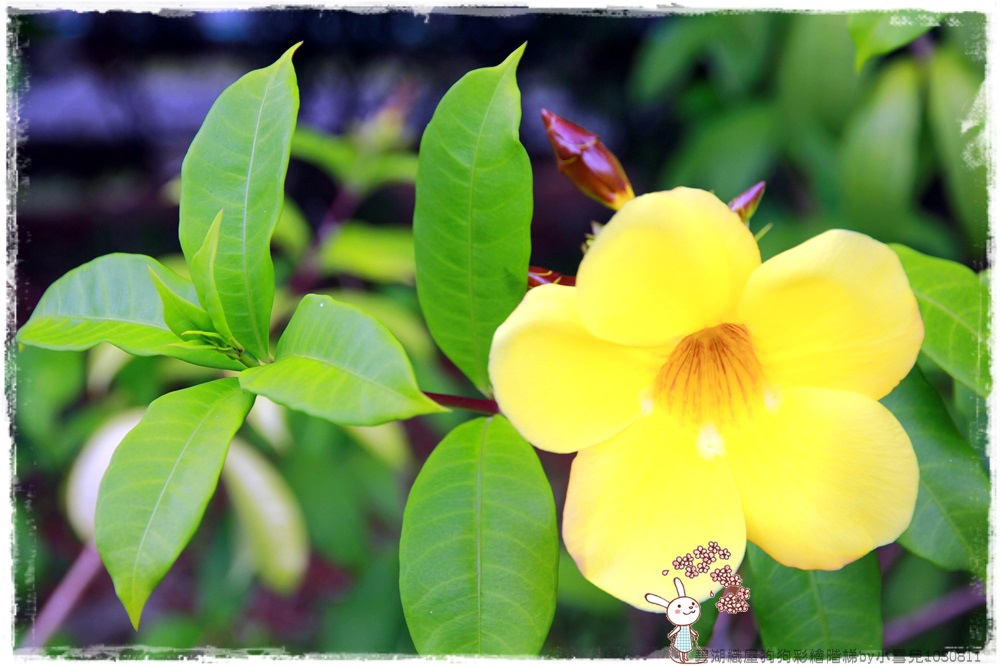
14, 10, 989, 657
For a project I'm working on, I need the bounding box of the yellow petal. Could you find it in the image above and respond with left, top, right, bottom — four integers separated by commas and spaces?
576, 188, 761, 346
563, 411, 746, 609
489, 284, 661, 453
724, 387, 918, 570
738, 230, 923, 400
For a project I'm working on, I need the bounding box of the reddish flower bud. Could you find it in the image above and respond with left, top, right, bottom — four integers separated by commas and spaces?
728, 181, 766, 224
542, 109, 635, 210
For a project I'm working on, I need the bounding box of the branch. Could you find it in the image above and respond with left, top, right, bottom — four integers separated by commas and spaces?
20, 541, 103, 650
424, 392, 499, 414
884, 582, 986, 648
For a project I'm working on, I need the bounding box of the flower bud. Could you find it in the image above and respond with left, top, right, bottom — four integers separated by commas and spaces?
542, 109, 635, 210
728, 181, 766, 224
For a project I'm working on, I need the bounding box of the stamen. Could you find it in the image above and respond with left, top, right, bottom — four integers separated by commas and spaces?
655, 323, 764, 425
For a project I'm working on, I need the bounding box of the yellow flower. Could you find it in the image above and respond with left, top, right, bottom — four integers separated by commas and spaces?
488, 188, 923, 610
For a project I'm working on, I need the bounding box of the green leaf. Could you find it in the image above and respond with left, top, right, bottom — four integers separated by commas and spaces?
848, 11, 940, 70
13, 346, 85, 445
891, 244, 990, 397
239, 294, 443, 425
16, 253, 244, 371
838, 58, 920, 237
221, 438, 308, 595
778, 14, 862, 132
881, 368, 989, 581
281, 415, 370, 567
147, 267, 215, 341
179, 43, 301, 362
320, 221, 415, 284
399, 416, 558, 655
660, 103, 780, 200
95, 378, 255, 629
628, 17, 713, 105
272, 197, 311, 262
322, 549, 410, 653
928, 47, 988, 249
745, 543, 882, 652
413, 44, 532, 396
189, 209, 237, 345
290, 127, 418, 195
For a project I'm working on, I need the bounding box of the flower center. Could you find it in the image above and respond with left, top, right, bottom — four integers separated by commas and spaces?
655, 323, 764, 426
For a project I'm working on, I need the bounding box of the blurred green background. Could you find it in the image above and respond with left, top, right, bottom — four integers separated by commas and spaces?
10, 9, 989, 655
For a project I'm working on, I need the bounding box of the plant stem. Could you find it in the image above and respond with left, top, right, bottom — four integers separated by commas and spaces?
883, 582, 986, 648
423, 392, 499, 414
21, 541, 103, 650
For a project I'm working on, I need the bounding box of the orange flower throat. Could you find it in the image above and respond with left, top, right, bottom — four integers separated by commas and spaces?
655, 323, 765, 425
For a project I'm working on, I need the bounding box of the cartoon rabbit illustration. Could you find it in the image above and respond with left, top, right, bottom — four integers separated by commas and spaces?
646, 578, 706, 664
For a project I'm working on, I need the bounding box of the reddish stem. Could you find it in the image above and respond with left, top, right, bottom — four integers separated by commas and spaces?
424, 392, 499, 414
21, 541, 103, 650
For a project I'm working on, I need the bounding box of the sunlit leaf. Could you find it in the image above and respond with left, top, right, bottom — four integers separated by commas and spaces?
148, 268, 215, 341
17, 254, 243, 371
413, 44, 532, 395
928, 47, 988, 249
399, 416, 558, 655
64, 410, 144, 542
239, 294, 443, 425
222, 438, 308, 595
881, 368, 989, 581
848, 11, 940, 70
746, 544, 882, 652
95, 378, 255, 628
179, 44, 301, 362
891, 244, 990, 397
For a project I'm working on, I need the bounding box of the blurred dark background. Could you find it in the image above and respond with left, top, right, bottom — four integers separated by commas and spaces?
9, 8, 990, 656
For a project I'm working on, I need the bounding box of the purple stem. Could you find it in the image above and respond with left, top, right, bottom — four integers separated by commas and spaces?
424, 392, 500, 415
21, 541, 103, 650
884, 582, 986, 648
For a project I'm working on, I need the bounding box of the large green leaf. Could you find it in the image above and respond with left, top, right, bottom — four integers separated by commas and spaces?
848, 11, 940, 70
413, 44, 532, 396
95, 378, 255, 629
928, 47, 988, 249
179, 44, 301, 362
221, 438, 308, 595
881, 368, 989, 581
17, 253, 243, 371
891, 244, 990, 397
399, 416, 558, 655
239, 294, 443, 425
745, 544, 882, 652
838, 58, 920, 238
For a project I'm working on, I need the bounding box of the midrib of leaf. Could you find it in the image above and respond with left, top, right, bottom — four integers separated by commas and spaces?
913, 287, 982, 342
474, 418, 488, 653
464, 76, 508, 392
807, 572, 832, 648
31, 313, 170, 329
239, 68, 281, 359
128, 390, 233, 605
916, 461, 977, 562
283, 351, 415, 404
